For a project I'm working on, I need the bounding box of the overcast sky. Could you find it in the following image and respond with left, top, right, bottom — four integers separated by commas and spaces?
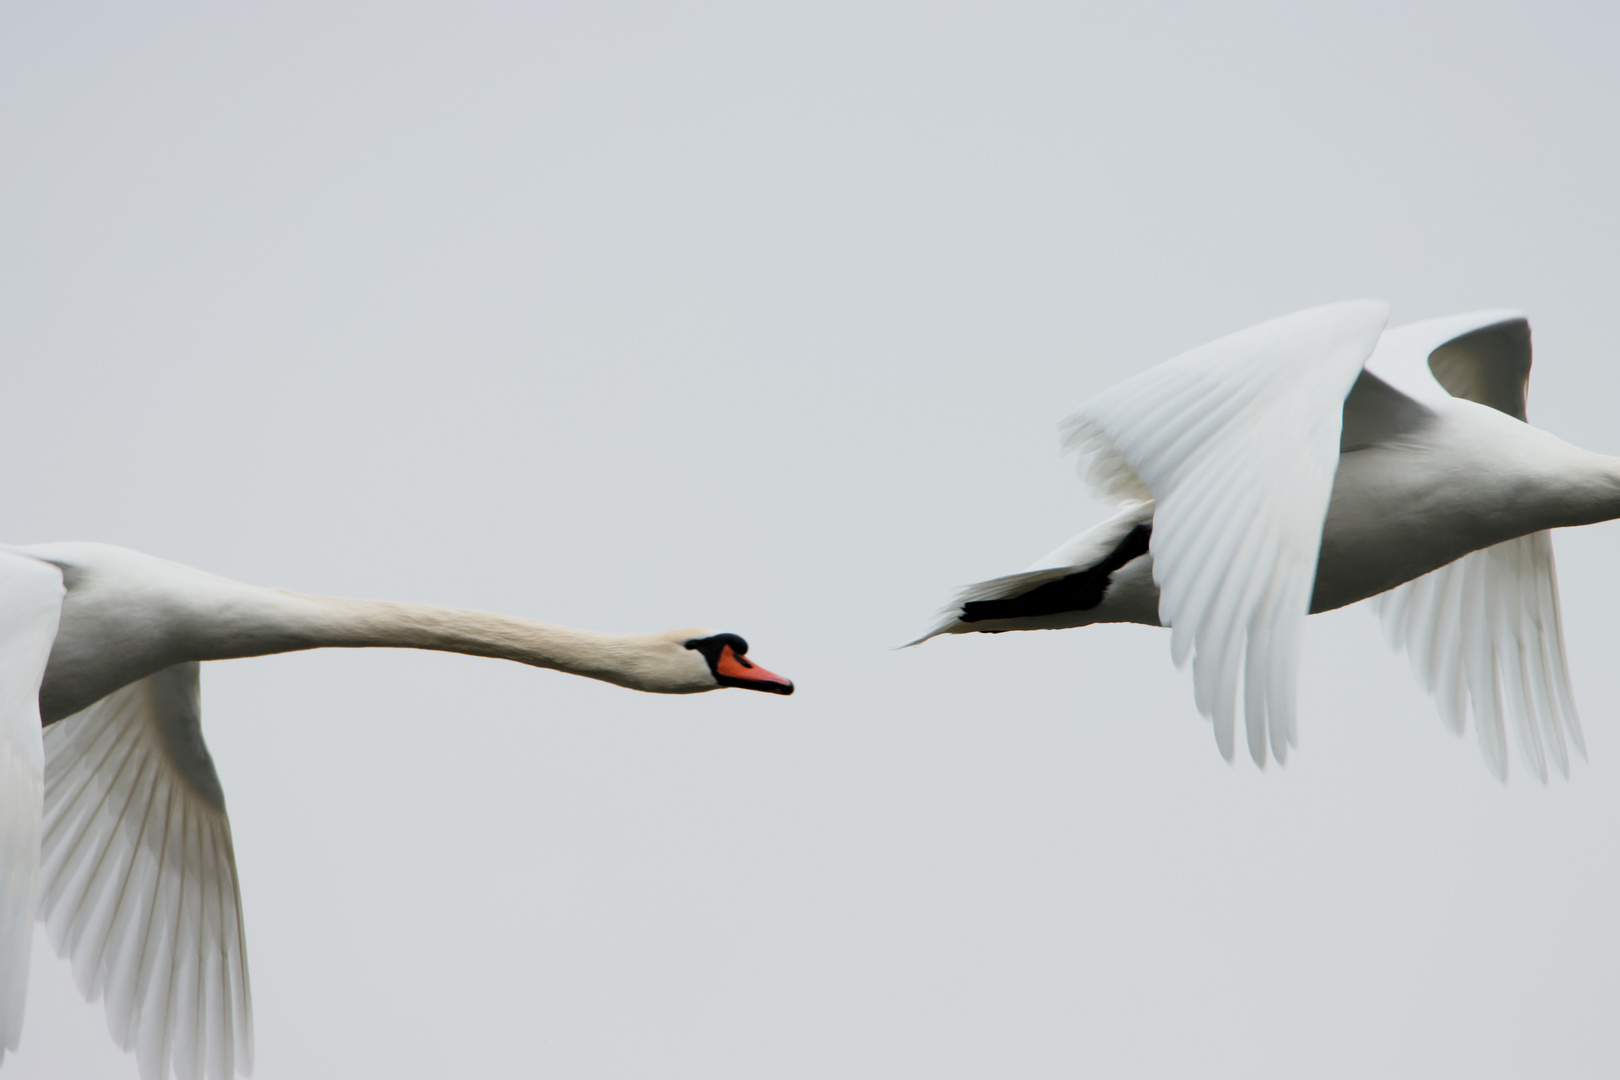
2, 1, 1618, 1077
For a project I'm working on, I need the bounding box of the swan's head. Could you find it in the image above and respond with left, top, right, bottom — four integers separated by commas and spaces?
675, 631, 794, 695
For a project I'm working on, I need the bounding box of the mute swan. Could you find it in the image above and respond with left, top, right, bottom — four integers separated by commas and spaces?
915, 300, 1604, 782
0, 542, 792, 1080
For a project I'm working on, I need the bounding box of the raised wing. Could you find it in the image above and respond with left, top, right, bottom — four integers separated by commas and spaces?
38, 663, 252, 1080
1061, 300, 1389, 766
1364, 308, 1529, 415
1364, 310, 1582, 781
1425, 315, 1531, 419
0, 552, 65, 1064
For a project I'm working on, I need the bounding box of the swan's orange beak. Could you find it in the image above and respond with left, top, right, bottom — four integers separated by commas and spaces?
717, 645, 794, 695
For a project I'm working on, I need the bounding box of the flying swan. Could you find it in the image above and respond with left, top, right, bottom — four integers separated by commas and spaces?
915, 300, 1602, 782
0, 542, 793, 1080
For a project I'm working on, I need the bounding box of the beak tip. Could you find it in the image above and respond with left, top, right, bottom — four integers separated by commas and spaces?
715, 645, 794, 695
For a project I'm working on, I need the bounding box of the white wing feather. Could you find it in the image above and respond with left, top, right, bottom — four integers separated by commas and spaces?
0, 552, 65, 1063
1364, 310, 1582, 781
1373, 534, 1583, 782
1060, 300, 1389, 765
39, 663, 252, 1080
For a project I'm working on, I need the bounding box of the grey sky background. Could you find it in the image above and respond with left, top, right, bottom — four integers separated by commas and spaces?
3, 1, 1618, 1076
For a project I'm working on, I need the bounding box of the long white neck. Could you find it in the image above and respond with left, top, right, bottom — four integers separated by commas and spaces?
29, 543, 711, 723
199, 591, 669, 682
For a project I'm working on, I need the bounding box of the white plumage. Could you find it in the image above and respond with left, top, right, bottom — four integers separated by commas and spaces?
0, 543, 791, 1079
0, 553, 64, 1069
918, 300, 1610, 780
1063, 300, 1387, 763
39, 668, 251, 1080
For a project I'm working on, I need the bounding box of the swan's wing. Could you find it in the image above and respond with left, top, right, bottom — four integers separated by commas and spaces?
1364, 310, 1581, 781
39, 663, 252, 1080
0, 553, 66, 1062
1373, 533, 1582, 782
1363, 308, 1529, 416
1061, 299, 1389, 765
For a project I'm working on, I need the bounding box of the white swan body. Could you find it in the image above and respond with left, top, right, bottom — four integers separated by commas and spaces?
0, 543, 792, 1080
917, 301, 1609, 779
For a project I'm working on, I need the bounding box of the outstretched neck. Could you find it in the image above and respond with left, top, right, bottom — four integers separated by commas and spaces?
193, 591, 683, 692
37, 553, 711, 724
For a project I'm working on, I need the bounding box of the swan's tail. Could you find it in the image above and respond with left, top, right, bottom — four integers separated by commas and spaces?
905, 503, 1157, 646
903, 564, 1103, 646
